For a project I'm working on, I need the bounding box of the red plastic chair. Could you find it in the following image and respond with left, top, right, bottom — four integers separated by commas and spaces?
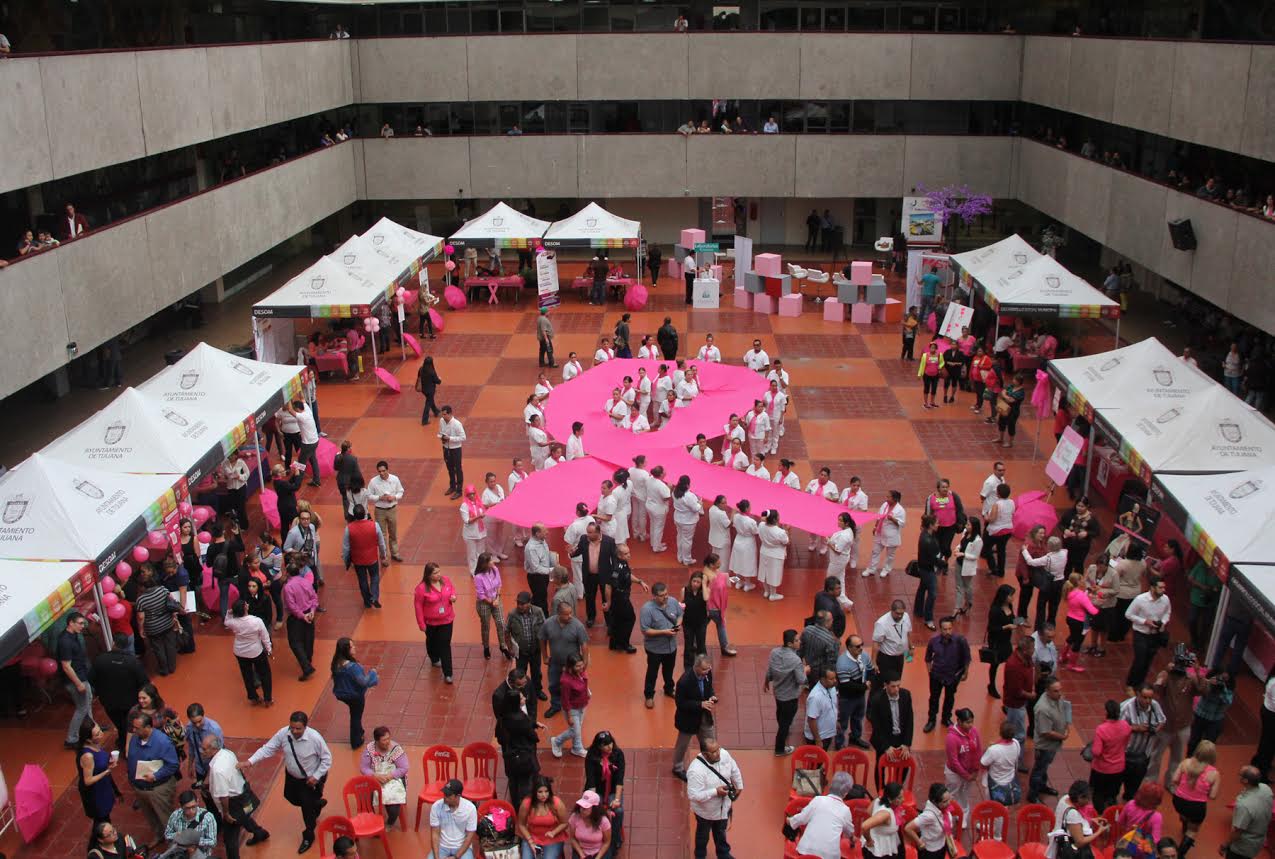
971, 801, 1014, 859
414, 745, 460, 831
317, 815, 356, 859
461, 741, 499, 802
843, 797, 872, 859
876, 755, 917, 808
789, 745, 832, 799
476, 799, 518, 858
1016, 803, 1055, 859
343, 775, 392, 859
831, 748, 871, 788
783, 796, 814, 859
1091, 805, 1120, 859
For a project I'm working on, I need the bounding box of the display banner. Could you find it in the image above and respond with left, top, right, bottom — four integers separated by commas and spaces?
1045, 427, 1085, 485
939, 302, 975, 339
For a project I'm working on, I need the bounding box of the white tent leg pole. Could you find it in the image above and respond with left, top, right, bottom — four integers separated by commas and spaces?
1204, 586, 1230, 669
399, 315, 407, 362
253, 429, 267, 489
370, 329, 380, 388
1115, 317, 1121, 349
1082, 424, 1097, 495
92, 581, 112, 652
1032, 408, 1042, 462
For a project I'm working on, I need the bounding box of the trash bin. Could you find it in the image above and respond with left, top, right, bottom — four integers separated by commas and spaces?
164, 349, 186, 366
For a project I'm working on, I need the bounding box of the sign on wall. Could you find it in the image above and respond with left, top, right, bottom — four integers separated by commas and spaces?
901, 196, 944, 247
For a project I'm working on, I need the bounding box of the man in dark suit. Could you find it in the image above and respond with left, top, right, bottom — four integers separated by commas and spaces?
812, 576, 847, 639
866, 675, 914, 787
571, 523, 616, 627
333, 440, 363, 519
657, 317, 679, 360
90, 634, 149, 738
672, 654, 717, 780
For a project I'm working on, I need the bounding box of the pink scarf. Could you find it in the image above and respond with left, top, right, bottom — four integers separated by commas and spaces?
747, 409, 765, 435
464, 490, 486, 533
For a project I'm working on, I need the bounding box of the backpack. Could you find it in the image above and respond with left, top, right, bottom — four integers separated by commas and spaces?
1114, 813, 1157, 859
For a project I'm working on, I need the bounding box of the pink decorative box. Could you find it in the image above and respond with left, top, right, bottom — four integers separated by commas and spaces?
850, 261, 873, 286
733, 288, 752, 310
779, 294, 802, 317
680, 228, 706, 248
850, 302, 873, 324
873, 298, 904, 323
753, 293, 776, 315
753, 253, 783, 278
667, 258, 682, 278
823, 300, 847, 322
710, 264, 723, 281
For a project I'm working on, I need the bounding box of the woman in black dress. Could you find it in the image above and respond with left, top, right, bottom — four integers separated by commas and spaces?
415, 356, 442, 425
1059, 497, 1101, 576
681, 570, 708, 667
985, 584, 1017, 699
606, 543, 647, 653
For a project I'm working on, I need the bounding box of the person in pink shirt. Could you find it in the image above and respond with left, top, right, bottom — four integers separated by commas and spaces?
943, 708, 983, 819
1061, 572, 1099, 673
1116, 782, 1164, 845
413, 562, 457, 684
1089, 699, 1132, 811
551, 655, 590, 759
704, 554, 738, 657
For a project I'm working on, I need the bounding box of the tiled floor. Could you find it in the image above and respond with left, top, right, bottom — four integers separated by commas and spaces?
2, 263, 1261, 859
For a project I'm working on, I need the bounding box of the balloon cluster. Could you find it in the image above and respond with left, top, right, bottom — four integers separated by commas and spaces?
396, 286, 406, 299
363, 316, 381, 333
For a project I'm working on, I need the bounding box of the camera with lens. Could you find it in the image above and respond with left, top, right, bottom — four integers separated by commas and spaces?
725, 785, 738, 801
1171, 643, 1197, 672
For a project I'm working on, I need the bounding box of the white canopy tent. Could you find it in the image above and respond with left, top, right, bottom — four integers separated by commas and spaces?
139, 342, 305, 426
252, 256, 383, 321
950, 234, 1040, 285
0, 560, 95, 665
542, 202, 642, 248
42, 387, 251, 484
328, 234, 420, 289
362, 217, 443, 265
447, 202, 551, 248
1047, 337, 1215, 414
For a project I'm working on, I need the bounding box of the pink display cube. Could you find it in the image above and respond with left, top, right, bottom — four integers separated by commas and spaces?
680, 228, 706, 249
873, 298, 904, 323
667, 258, 682, 278
823, 300, 847, 322
733, 288, 752, 310
778, 294, 802, 317
710, 264, 723, 281
753, 253, 783, 278
850, 261, 873, 286
850, 302, 873, 324
753, 293, 776, 315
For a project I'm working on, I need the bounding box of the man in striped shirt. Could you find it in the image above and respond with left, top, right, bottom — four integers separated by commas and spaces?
136, 567, 183, 676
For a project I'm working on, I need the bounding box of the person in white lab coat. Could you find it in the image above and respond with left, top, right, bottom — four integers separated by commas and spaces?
610, 470, 632, 545
839, 477, 869, 573
864, 490, 906, 578
696, 334, 722, 363
690, 435, 717, 464
729, 500, 759, 591
460, 485, 490, 573
826, 512, 858, 609
720, 415, 746, 460
772, 459, 801, 490
595, 480, 620, 541
672, 476, 704, 566
806, 468, 840, 555
645, 466, 671, 553
480, 472, 509, 560
723, 439, 749, 472
764, 379, 789, 455
745, 400, 771, 459
563, 503, 595, 600
527, 415, 551, 470
566, 422, 586, 460
507, 458, 531, 547
758, 509, 791, 601
745, 453, 770, 482
629, 455, 650, 542
706, 495, 733, 574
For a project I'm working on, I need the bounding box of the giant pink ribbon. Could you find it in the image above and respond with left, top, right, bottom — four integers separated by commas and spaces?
491, 359, 878, 535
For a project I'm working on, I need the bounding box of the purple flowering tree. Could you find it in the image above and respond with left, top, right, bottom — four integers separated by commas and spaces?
917, 184, 993, 248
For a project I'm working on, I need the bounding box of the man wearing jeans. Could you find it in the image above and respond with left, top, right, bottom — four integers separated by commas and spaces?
640, 583, 683, 709
1002, 636, 1035, 771
835, 635, 875, 750
342, 505, 387, 608
1028, 676, 1070, 803
765, 629, 805, 756
924, 617, 970, 734
538, 602, 587, 719
57, 611, 92, 748
438, 407, 466, 499
687, 739, 742, 859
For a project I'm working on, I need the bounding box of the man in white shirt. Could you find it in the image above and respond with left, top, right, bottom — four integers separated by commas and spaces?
523, 524, 556, 613
764, 379, 788, 454
872, 600, 914, 681
687, 740, 744, 859
1126, 576, 1171, 688
438, 406, 466, 499
429, 779, 478, 859
767, 360, 791, 391
563, 504, 595, 600
568, 420, 586, 458
745, 400, 771, 459
286, 400, 322, 487
743, 339, 771, 372
243, 713, 331, 853
201, 734, 270, 852
562, 352, 584, 382
367, 460, 405, 563
697, 334, 722, 363
979, 460, 1007, 518
787, 772, 855, 859
864, 490, 905, 578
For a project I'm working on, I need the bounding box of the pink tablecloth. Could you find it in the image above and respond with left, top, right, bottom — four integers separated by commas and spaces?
463, 275, 525, 304
313, 350, 348, 375
571, 276, 635, 298
1007, 348, 1043, 372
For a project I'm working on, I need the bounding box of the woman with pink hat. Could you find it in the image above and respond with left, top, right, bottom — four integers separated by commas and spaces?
567, 790, 612, 859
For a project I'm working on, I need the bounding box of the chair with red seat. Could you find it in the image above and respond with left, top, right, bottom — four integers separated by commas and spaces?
461, 741, 499, 802
970, 801, 1014, 859
1091, 805, 1120, 859
832, 748, 871, 788
317, 815, 356, 859
476, 799, 518, 858
415, 745, 460, 831
876, 755, 917, 808
783, 796, 814, 859
1016, 803, 1055, 859
789, 745, 832, 799
342, 776, 393, 859
842, 797, 872, 859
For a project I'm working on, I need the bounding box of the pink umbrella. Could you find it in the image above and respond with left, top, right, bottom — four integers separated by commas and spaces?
14, 763, 53, 843
315, 437, 339, 479
1012, 490, 1059, 540
259, 488, 281, 531
428, 307, 445, 333
444, 285, 466, 309
374, 367, 402, 393
402, 333, 422, 358
623, 283, 649, 311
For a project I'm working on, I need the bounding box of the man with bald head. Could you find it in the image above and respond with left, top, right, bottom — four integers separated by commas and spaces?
1222, 766, 1273, 859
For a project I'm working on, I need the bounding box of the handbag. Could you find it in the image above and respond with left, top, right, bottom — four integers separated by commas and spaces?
1080, 742, 1094, 763
1125, 749, 1150, 772
1115, 818, 1157, 859
791, 767, 824, 797
905, 560, 921, 579
374, 753, 407, 805
978, 645, 996, 665
988, 778, 1021, 805
996, 394, 1012, 417
227, 780, 261, 823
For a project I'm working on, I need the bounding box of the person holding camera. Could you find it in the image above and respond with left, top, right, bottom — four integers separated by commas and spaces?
1120, 685, 1167, 802
686, 738, 743, 859
1126, 575, 1172, 689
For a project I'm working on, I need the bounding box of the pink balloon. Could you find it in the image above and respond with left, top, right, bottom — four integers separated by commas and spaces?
146, 530, 168, 550
444, 285, 467, 310
19, 656, 41, 676
623, 283, 649, 311
444, 244, 455, 255
101, 592, 120, 608
197, 531, 211, 544
192, 506, 214, 525
38, 658, 59, 678
107, 602, 128, 620
178, 501, 194, 517
131, 545, 149, 564
396, 286, 406, 298
100, 576, 116, 593
114, 561, 133, 582
444, 260, 456, 272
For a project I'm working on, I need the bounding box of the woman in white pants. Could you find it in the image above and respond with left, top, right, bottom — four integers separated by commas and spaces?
527, 415, 551, 470
645, 465, 671, 552
706, 495, 733, 574
459, 485, 489, 573
729, 499, 759, 592
629, 456, 650, 542
671, 475, 703, 566
507, 459, 531, 547
480, 472, 509, 560
757, 509, 790, 601
611, 469, 632, 545
826, 512, 858, 609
